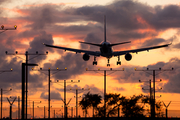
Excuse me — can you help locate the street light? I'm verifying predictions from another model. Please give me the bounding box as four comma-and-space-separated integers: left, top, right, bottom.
0, 25, 17, 34
32, 67, 67, 119
1, 88, 12, 119
32, 101, 41, 119
22, 63, 38, 120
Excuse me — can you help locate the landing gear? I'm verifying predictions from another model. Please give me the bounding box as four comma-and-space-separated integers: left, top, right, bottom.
93, 56, 97, 65
107, 59, 110, 66
117, 56, 121, 65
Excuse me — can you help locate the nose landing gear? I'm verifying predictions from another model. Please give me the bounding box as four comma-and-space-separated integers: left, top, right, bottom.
107, 59, 110, 66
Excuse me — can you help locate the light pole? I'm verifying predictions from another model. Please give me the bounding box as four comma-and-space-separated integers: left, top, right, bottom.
1, 87, 12, 119
135, 67, 173, 117
32, 101, 41, 119
70, 88, 90, 118
56, 80, 80, 118
32, 67, 67, 119
163, 101, 171, 118
22, 63, 38, 120
86, 68, 124, 117
7, 96, 16, 120
6, 51, 47, 119
0, 25, 17, 34
0, 68, 13, 119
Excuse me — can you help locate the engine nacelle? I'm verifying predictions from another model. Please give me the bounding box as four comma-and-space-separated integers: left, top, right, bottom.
83, 54, 90, 61
125, 53, 132, 61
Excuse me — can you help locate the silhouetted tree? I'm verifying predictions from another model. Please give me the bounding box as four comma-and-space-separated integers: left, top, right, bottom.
96, 93, 122, 117
141, 96, 164, 117
80, 93, 164, 118
79, 92, 102, 117
121, 95, 145, 117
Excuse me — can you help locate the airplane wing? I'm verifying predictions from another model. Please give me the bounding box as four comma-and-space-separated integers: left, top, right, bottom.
43, 43, 101, 56
113, 43, 171, 56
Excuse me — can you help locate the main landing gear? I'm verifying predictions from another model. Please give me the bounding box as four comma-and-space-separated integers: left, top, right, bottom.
93, 56, 97, 65
117, 56, 121, 65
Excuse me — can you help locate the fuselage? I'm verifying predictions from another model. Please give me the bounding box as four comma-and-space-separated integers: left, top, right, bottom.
100, 42, 113, 58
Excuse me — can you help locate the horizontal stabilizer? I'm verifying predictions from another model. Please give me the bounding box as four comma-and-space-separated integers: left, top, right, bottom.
79, 41, 101, 47
110, 41, 131, 46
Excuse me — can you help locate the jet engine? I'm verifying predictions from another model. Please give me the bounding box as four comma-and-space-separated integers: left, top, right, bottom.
83, 53, 90, 61
125, 53, 132, 61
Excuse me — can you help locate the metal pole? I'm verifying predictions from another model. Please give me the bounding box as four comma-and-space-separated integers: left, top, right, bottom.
18, 96, 20, 119
76, 89, 78, 118
71, 107, 73, 118
33, 101, 34, 119
64, 80, 67, 118
10, 105, 12, 120
54, 109, 55, 118
104, 70, 106, 117
25, 53, 28, 120
153, 70, 155, 117
150, 80, 153, 117
44, 106, 45, 119
22, 63, 25, 120
1, 88, 2, 119
48, 69, 50, 119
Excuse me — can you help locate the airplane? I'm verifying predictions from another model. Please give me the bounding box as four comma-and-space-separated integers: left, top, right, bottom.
43, 16, 171, 66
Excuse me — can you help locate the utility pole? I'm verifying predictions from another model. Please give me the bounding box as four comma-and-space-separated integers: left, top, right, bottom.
1, 88, 12, 119
71, 107, 73, 118
6, 51, 47, 119
32, 67, 67, 119
135, 67, 173, 117
54, 109, 55, 118
32, 101, 41, 119
22, 63, 38, 120
0, 69, 13, 119
70, 88, 90, 118
139, 79, 153, 116
56, 80, 80, 118
7, 97, 16, 120
86, 68, 124, 117
0, 25, 17, 34
18, 96, 20, 119
44, 106, 45, 119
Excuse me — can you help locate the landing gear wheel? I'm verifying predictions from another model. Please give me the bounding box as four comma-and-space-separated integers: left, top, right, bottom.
93, 61, 97, 65
117, 61, 121, 65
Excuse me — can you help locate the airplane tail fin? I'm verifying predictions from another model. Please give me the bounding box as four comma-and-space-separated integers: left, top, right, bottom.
104, 15, 106, 42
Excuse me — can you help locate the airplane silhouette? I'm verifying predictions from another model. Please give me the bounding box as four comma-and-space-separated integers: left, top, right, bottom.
44, 16, 171, 66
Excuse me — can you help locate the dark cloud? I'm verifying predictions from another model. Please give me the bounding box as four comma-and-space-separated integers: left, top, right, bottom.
151, 5, 180, 29
27, 31, 54, 63
141, 38, 166, 47
40, 91, 62, 100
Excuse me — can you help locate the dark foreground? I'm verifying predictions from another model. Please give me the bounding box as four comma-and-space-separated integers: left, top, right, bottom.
10, 117, 180, 120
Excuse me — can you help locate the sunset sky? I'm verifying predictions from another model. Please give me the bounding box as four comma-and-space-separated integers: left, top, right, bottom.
0, 0, 180, 118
